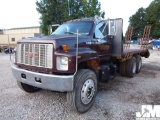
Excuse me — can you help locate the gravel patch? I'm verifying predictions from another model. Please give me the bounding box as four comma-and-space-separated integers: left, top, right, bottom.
0, 48, 160, 120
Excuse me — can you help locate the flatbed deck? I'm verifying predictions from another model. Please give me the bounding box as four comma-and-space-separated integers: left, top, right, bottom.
123, 49, 147, 54
121, 48, 149, 58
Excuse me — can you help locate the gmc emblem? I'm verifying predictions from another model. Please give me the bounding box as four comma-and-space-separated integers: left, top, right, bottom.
25, 52, 38, 58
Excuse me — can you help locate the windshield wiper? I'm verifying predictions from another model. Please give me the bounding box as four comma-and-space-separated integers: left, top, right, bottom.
65, 32, 76, 35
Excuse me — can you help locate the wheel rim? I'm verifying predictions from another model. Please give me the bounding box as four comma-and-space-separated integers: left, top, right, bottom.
132, 61, 136, 74
81, 79, 95, 105
138, 59, 142, 70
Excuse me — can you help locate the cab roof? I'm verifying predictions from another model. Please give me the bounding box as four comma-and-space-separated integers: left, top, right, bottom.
65, 17, 103, 24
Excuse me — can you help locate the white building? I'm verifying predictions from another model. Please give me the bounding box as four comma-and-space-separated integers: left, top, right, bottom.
0, 26, 42, 50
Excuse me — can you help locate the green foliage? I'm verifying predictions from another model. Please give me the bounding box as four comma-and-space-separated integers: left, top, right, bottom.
129, 0, 160, 39
129, 8, 147, 39
146, 0, 160, 38
36, 0, 105, 35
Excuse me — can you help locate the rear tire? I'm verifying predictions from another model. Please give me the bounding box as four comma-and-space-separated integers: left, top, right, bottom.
136, 55, 142, 73
17, 81, 41, 93
67, 69, 97, 113
126, 57, 136, 78
119, 61, 127, 76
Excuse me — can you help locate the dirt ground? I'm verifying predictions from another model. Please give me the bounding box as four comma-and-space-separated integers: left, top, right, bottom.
0, 47, 160, 120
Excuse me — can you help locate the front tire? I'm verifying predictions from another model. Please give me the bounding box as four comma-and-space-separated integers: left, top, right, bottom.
67, 69, 97, 113
17, 81, 41, 93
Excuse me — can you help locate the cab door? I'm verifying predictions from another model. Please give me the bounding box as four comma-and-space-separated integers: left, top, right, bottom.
91, 21, 111, 61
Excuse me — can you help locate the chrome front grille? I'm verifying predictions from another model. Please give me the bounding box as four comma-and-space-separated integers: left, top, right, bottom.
16, 43, 53, 68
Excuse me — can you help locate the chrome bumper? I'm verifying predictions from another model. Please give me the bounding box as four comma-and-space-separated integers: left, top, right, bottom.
11, 65, 74, 92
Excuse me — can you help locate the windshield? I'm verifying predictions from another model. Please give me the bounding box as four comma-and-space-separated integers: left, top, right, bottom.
51, 21, 93, 35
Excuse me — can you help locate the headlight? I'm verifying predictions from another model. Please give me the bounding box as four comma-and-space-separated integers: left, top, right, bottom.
56, 56, 68, 71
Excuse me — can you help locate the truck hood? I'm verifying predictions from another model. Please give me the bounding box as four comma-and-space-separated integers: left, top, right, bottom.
17, 35, 91, 50
18, 35, 90, 41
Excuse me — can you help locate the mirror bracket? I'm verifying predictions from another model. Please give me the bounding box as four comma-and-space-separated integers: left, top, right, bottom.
108, 19, 116, 36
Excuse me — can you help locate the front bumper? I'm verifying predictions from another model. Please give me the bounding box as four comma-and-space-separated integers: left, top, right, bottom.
11, 65, 74, 92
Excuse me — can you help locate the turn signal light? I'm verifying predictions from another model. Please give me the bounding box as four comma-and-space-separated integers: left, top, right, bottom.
62, 45, 69, 51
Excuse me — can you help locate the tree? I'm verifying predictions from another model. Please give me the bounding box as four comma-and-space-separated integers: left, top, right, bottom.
146, 0, 160, 38
36, 0, 105, 35
129, 0, 160, 39
129, 7, 147, 39
36, 0, 68, 35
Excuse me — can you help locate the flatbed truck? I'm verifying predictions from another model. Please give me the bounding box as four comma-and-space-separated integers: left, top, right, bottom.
12, 17, 150, 113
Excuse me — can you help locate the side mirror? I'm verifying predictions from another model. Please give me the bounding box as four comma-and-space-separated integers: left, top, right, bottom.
108, 19, 116, 36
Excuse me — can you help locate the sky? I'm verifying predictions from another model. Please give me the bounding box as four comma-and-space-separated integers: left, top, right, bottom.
99, 0, 153, 32
0, 0, 39, 29
0, 0, 153, 32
